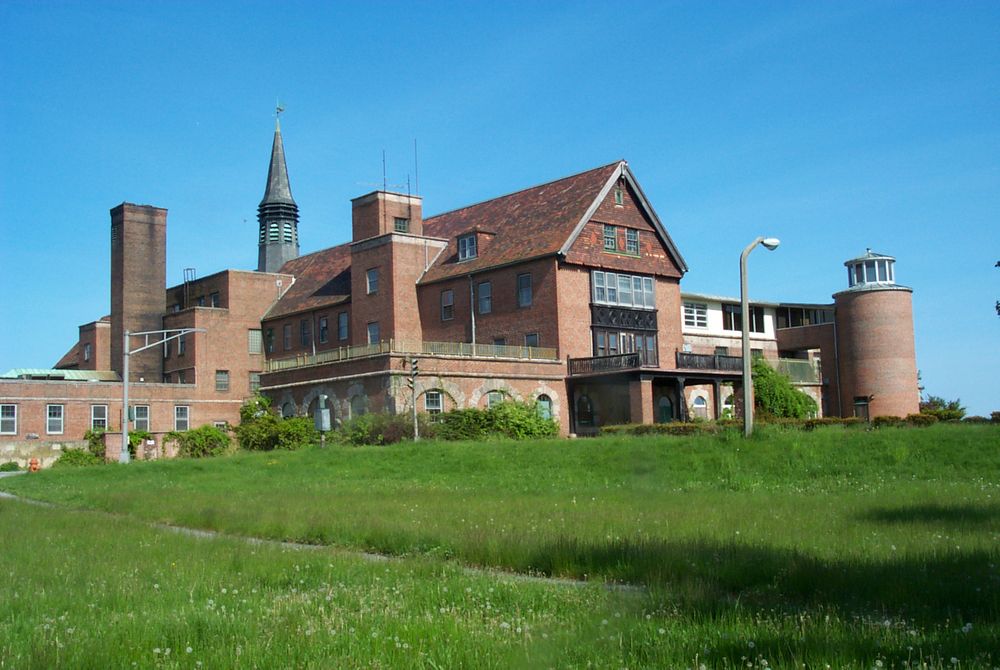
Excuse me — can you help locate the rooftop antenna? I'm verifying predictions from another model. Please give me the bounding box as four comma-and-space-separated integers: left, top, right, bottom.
275, 99, 284, 125
382, 149, 387, 191
413, 139, 419, 195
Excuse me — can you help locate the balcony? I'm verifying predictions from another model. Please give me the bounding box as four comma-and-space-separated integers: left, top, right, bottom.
676, 351, 743, 372
266, 339, 559, 373
567, 350, 662, 376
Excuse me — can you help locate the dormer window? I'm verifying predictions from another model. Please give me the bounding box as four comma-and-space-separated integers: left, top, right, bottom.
458, 234, 477, 261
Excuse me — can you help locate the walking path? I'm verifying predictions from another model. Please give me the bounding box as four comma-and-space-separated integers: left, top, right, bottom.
0, 489, 639, 592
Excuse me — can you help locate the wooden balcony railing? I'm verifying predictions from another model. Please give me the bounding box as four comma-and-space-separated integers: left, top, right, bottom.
676, 351, 744, 371
568, 352, 642, 376
266, 339, 559, 373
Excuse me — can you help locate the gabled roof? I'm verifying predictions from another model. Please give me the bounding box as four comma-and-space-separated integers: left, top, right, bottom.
265, 243, 352, 319
419, 160, 686, 282
53, 342, 80, 369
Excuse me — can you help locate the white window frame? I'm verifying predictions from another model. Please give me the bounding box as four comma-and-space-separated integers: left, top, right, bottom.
215, 370, 230, 392
592, 271, 655, 310
603, 224, 617, 251
684, 302, 708, 328
248, 329, 263, 354
394, 217, 409, 233
625, 228, 639, 255
91, 404, 108, 430
486, 390, 504, 408
424, 391, 443, 414
133, 405, 150, 432
46, 404, 64, 435
0, 404, 15, 435
366, 268, 379, 294
367, 321, 380, 345
318, 317, 328, 343
458, 234, 477, 261
174, 405, 190, 431
83, 343, 92, 362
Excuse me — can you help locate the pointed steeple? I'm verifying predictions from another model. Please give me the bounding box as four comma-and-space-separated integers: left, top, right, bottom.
257, 117, 300, 273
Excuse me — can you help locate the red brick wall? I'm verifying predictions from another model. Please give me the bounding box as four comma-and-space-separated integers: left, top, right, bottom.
834, 289, 919, 418
110, 203, 166, 382
775, 322, 840, 417
352, 192, 423, 241
77, 320, 111, 371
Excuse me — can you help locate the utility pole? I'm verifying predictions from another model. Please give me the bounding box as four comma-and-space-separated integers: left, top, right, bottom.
407, 357, 420, 441
120, 328, 205, 463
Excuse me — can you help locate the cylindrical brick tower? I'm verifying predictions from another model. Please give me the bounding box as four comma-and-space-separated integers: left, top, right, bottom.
833, 249, 919, 419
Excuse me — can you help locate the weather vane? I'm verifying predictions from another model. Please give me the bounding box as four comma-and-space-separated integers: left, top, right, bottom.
276, 99, 285, 120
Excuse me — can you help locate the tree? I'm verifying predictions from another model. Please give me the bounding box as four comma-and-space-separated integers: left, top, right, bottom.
919, 396, 966, 422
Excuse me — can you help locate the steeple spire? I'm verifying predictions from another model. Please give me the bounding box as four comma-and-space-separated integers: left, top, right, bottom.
257, 112, 300, 273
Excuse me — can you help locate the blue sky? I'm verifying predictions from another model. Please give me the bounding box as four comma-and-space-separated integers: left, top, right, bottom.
1, 1, 997, 415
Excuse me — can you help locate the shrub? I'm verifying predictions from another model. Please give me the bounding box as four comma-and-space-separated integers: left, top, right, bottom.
274, 418, 319, 450
992, 411, 1000, 424
165, 425, 231, 458
906, 413, 938, 427
485, 401, 558, 440
752, 358, 818, 419
83, 428, 106, 459
435, 408, 492, 441
962, 415, 991, 424
919, 396, 966, 422
234, 396, 318, 451
0, 461, 20, 472
871, 415, 904, 428
54, 448, 103, 467
599, 422, 719, 437
337, 413, 437, 446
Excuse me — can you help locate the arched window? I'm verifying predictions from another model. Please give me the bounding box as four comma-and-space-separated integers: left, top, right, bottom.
657, 396, 673, 423
350, 395, 368, 418
576, 394, 594, 427
692, 396, 708, 418
486, 390, 505, 408
281, 402, 295, 418
536, 394, 553, 420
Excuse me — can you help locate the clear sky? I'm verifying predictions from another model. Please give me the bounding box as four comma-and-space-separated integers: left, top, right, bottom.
1, 1, 997, 415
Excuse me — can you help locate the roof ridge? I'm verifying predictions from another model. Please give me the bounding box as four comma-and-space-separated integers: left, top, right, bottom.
424, 160, 623, 223
284, 240, 352, 264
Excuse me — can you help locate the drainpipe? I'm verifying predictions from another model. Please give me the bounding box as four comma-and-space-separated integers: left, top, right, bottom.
469, 275, 477, 356
832, 315, 843, 417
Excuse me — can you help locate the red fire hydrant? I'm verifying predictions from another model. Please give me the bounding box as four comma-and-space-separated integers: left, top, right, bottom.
29, 458, 40, 473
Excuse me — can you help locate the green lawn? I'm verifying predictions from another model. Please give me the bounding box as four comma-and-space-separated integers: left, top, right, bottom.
2, 423, 998, 667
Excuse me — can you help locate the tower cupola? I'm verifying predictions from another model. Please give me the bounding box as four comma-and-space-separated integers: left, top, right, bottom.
843, 248, 900, 290
257, 118, 300, 273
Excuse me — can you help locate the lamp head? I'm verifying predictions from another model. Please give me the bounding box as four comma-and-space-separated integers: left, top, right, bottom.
761, 237, 781, 251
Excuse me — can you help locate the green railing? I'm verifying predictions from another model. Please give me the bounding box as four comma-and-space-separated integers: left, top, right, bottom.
266, 339, 559, 372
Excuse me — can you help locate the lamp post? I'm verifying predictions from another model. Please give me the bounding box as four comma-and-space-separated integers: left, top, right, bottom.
740, 236, 780, 437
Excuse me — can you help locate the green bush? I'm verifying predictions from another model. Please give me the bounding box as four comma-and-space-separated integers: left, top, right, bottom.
919, 396, 966, 422
962, 415, 991, 424
871, 415, 904, 428
601, 422, 720, 437
54, 448, 103, 467
337, 413, 438, 446
752, 358, 818, 419
165, 425, 231, 458
992, 411, 1000, 424
435, 408, 492, 441
906, 413, 938, 427
0, 462, 20, 472
234, 396, 318, 451
803, 416, 865, 430
83, 428, 106, 459
485, 401, 558, 440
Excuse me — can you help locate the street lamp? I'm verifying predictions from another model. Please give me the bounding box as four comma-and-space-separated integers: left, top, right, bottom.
740, 236, 780, 437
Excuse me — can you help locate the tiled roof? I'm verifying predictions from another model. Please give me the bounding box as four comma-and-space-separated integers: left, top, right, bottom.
420, 161, 623, 283
266, 243, 352, 319
53, 343, 80, 369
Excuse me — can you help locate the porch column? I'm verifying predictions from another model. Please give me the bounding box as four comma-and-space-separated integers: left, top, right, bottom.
712, 379, 722, 419
628, 376, 654, 425
675, 376, 688, 422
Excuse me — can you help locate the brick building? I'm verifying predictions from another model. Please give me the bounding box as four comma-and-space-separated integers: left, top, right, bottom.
1, 123, 920, 464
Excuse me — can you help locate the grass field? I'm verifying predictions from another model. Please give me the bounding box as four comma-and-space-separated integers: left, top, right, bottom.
2, 423, 998, 667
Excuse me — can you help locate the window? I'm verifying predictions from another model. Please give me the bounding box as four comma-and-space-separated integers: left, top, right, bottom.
178, 333, 186, 356
722, 304, 765, 333
614, 186, 624, 205
657, 396, 673, 423
366, 268, 379, 294
477, 281, 492, 314
133, 405, 150, 432
714, 346, 729, 356
536, 394, 553, 420
209, 291, 220, 307
576, 394, 594, 427
440, 289, 454, 321
595, 331, 606, 356
265, 328, 274, 353
337, 312, 348, 341
524, 333, 539, 348
91, 405, 108, 430
626, 229, 639, 255
692, 396, 708, 419
46, 404, 64, 434
367, 322, 380, 345
394, 217, 410, 233
318, 317, 329, 343
424, 391, 442, 414
517, 273, 532, 307
493, 337, 507, 346
174, 406, 190, 431
458, 234, 477, 261
486, 391, 504, 408
603, 224, 617, 251
0, 404, 16, 434
83, 343, 92, 362
215, 370, 230, 392
213, 421, 228, 430
592, 271, 655, 309
300, 319, 311, 347
178, 370, 187, 384
196, 295, 205, 307
350, 395, 367, 418
281, 403, 295, 418
248, 329, 263, 354
283, 324, 292, 350
249, 372, 261, 393
684, 302, 708, 328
